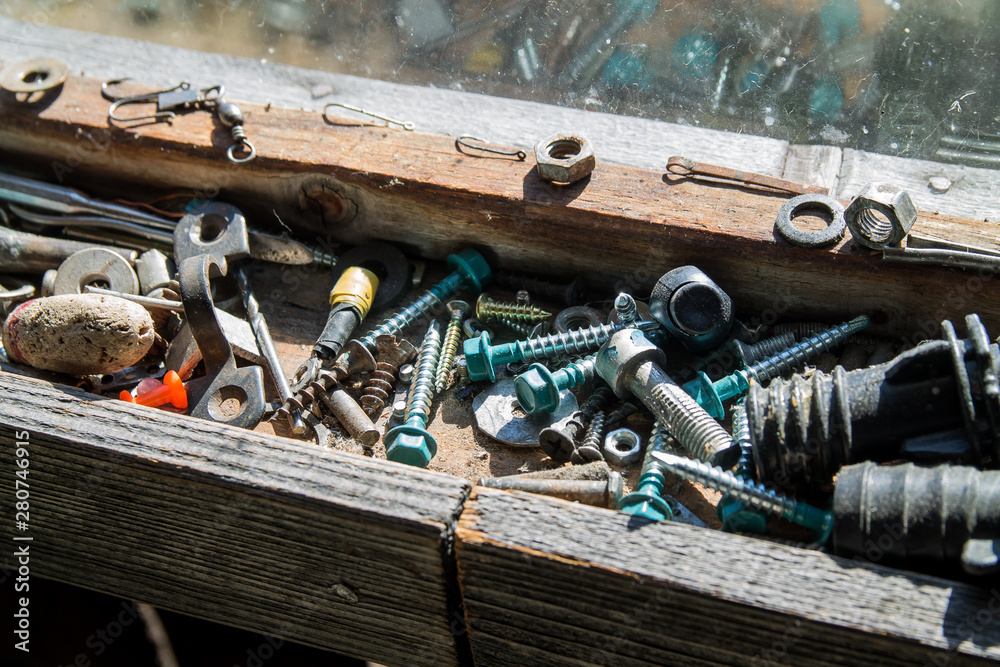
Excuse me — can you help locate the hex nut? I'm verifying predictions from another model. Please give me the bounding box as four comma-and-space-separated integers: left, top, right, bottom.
844, 181, 917, 249
604, 428, 642, 466
534, 132, 596, 184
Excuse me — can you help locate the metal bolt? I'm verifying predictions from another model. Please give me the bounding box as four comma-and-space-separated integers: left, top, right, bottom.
398, 364, 415, 384
596, 328, 739, 468
477, 473, 624, 509
476, 293, 552, 323
617, 421, 675, 521
614, 293, 638, 327
384, 319, 444, 467
651, 451, 834, 541
515, 355, 596, 414
318, 385, 380, 446
730, 332, 796, 367
464, 319, 662, 382
682, 316, 870, 419
434, 300, 470, 393
391, 399, 407, 420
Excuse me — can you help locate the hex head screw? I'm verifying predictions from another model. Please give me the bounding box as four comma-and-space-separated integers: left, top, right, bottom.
385, 319, 444, 467
617, 421, 675, 521
682, 316, 871, 419
515, 354, 596, 414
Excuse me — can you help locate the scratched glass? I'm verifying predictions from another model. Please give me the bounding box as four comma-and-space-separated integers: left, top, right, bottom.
2, 0, 997, 168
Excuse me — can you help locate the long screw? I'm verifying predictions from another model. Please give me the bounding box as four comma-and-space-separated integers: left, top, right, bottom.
595, 328, 739, 468
464, 319, 662, 382
617, 421, 674, 521
683, 316, 870, 419
651, 451, 834, 541
384, 319, 444, 467
730, 332, 796, 367
515, 355, 595, 414
234, 265, 303, 430
434, 300, 470, 393
476, 293, 551, 323
716, 401, 767, 534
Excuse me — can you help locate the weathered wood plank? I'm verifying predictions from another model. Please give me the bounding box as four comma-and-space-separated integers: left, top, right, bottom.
0, 372, 471, 667
783, 144, 843, 192
457, 488, 1000, 666
0, 17, 789, 177
836, 148, 1000, 223
1, 73, 998, 341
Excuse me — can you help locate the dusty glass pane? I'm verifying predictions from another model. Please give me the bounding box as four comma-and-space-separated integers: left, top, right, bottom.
4, 0, 998, 168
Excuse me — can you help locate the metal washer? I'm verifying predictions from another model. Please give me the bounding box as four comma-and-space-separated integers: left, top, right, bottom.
52, 248, 139, 296
775, 193, 847, 249
0, 58, 69, 94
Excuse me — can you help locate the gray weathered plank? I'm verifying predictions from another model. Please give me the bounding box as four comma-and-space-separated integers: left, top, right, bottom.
783, 144, 843, 192
0, 17, 787, 176
0, 372, 471, 667
457, 488, 1000, 666
836, 148, 1000, 223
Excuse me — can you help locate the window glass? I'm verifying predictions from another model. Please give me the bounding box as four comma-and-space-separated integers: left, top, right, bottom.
4, 0, 998, 168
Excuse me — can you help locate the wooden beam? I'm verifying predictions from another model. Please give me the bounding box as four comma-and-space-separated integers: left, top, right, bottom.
0, 373, 471, 667
457, 488, 1000, 666
1, 73, 998, 340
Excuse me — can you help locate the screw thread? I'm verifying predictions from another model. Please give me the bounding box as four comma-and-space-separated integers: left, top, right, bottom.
518, 322, 621, 362
362, 290, 444, 352
749, 316, 870, 383
731, 401, 755, 480
553, 355, 597, 390
435, 311, 465, 393
856, 208, 894, 245
478, 295, 551, 322
499, 317, 533, 336
579, 410, 607, 454
648, 381, 734, 464
404, 320, 443, 427
614, 293, 638, 326
734, 332, 796, 366
653, 451, 834, 535
641, 421, 672, 480
312, 246, 336, 268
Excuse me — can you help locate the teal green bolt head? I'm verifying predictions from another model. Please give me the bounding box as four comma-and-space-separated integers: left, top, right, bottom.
514, 363, 560, 414
446, 248, 492, 294
717, 498, 767, 534
618, 490, 673, 522
384, 424, 439, 468
463, 331, 497, 382
682, 371, 724, 419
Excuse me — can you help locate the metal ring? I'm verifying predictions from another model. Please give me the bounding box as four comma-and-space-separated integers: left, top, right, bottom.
774, 194, 847, 248
0, 57, 69, 94
51, 248, 139, 296
227, 140, 257, 164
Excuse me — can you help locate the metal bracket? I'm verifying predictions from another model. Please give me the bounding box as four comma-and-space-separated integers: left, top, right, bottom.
175, 203, 265, 429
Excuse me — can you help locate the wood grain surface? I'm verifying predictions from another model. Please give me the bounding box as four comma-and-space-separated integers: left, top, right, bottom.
0, 372, 471, 667
457, 488, 1000, 666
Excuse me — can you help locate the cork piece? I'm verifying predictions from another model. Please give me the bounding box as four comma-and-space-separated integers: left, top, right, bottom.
2, 294, 155, 375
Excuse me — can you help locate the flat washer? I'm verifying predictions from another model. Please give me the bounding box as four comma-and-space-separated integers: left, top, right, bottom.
52, 248, 139, 296
332, 242, 409, 312
0, 58, 69, 94
775, 193, 847, 248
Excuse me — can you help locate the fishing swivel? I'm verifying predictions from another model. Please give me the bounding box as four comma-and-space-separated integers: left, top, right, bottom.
101, 79, 256, 164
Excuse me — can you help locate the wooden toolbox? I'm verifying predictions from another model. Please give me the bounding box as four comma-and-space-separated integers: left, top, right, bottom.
2, 18, 1000, 667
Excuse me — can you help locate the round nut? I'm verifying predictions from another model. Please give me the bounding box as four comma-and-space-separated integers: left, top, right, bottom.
603, 428, 642, 466
534, 132, 596, 184
844, 181, 917, 249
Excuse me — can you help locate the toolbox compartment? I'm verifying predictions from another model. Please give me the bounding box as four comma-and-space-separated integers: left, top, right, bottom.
2, 18, 1000, 667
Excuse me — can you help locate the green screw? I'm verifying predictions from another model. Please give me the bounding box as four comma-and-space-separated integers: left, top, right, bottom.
515, 355, 596, 414
464, 319, 662, 382
651, 450, 834, 542
617, 421, 674, 521
385, 319, 443, 468
683, 316, 870, 418
716, 401, 766, 534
